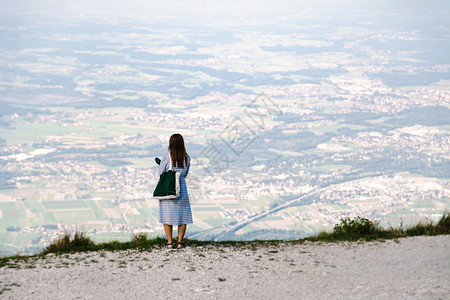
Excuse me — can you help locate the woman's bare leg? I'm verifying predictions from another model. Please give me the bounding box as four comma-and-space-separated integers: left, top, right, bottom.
177, 224, 187, 248
163, 224, 173, 247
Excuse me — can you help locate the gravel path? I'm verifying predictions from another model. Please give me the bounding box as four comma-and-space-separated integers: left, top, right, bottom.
1, 235, 449, 299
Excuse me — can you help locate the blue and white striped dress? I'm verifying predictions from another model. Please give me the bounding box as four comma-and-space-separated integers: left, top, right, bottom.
158, 152, 193, 225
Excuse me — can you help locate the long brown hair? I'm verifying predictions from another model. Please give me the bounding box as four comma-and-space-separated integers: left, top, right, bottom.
168, 133, 188, 168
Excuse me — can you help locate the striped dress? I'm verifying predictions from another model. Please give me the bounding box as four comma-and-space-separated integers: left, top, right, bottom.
158, 152, 193, 225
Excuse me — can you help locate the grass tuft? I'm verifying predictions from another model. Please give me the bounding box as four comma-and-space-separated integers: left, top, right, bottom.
437, 212, 450, 230
333, 216, 380, 236
406, 212, 450, 236
43, 230, 94, 254
130, 232, 149, 248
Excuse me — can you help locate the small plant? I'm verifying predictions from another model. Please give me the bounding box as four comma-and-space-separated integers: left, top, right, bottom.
43, 230, 94, 254
437, 212, 450, 231
333, 216, 380, 236
218, 277, 226, 282
131, 232, 148, 247
406, 212, 450, 236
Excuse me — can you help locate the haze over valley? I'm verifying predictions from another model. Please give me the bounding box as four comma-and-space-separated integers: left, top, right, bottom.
0, 0, 449, 255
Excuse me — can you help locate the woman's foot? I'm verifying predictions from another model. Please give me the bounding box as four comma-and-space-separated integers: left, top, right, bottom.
176, 242, 185, 249
165, 243, 174, 249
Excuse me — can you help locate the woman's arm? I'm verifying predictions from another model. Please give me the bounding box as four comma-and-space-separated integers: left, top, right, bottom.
184, 155, 190, 177
158, 153, 169, 176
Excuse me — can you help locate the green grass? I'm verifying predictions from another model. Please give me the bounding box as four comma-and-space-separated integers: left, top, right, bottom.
308, 212, 449, 242
44, 231, 95, 254
42, 200, 88, 210
0, 213, 448, 268
0, 121, 81, 146
53, 210, 96, 223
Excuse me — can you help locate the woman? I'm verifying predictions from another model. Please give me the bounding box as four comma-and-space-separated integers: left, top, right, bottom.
158, 133, 193, 249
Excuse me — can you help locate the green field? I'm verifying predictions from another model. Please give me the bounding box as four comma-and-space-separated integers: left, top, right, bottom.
42, 200, 88, 210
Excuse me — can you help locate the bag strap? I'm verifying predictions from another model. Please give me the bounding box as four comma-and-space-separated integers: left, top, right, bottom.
168, 152, 173, 171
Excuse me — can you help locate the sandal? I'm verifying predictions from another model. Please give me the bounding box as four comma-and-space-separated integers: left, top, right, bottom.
176, 242, 185, 249
165, 243, 174, 249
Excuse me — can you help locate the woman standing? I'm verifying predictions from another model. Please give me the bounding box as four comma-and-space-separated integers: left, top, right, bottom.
158, 133, 193, 249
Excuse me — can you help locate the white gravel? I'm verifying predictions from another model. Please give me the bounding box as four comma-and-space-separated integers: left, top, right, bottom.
1, 235, 449, 299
